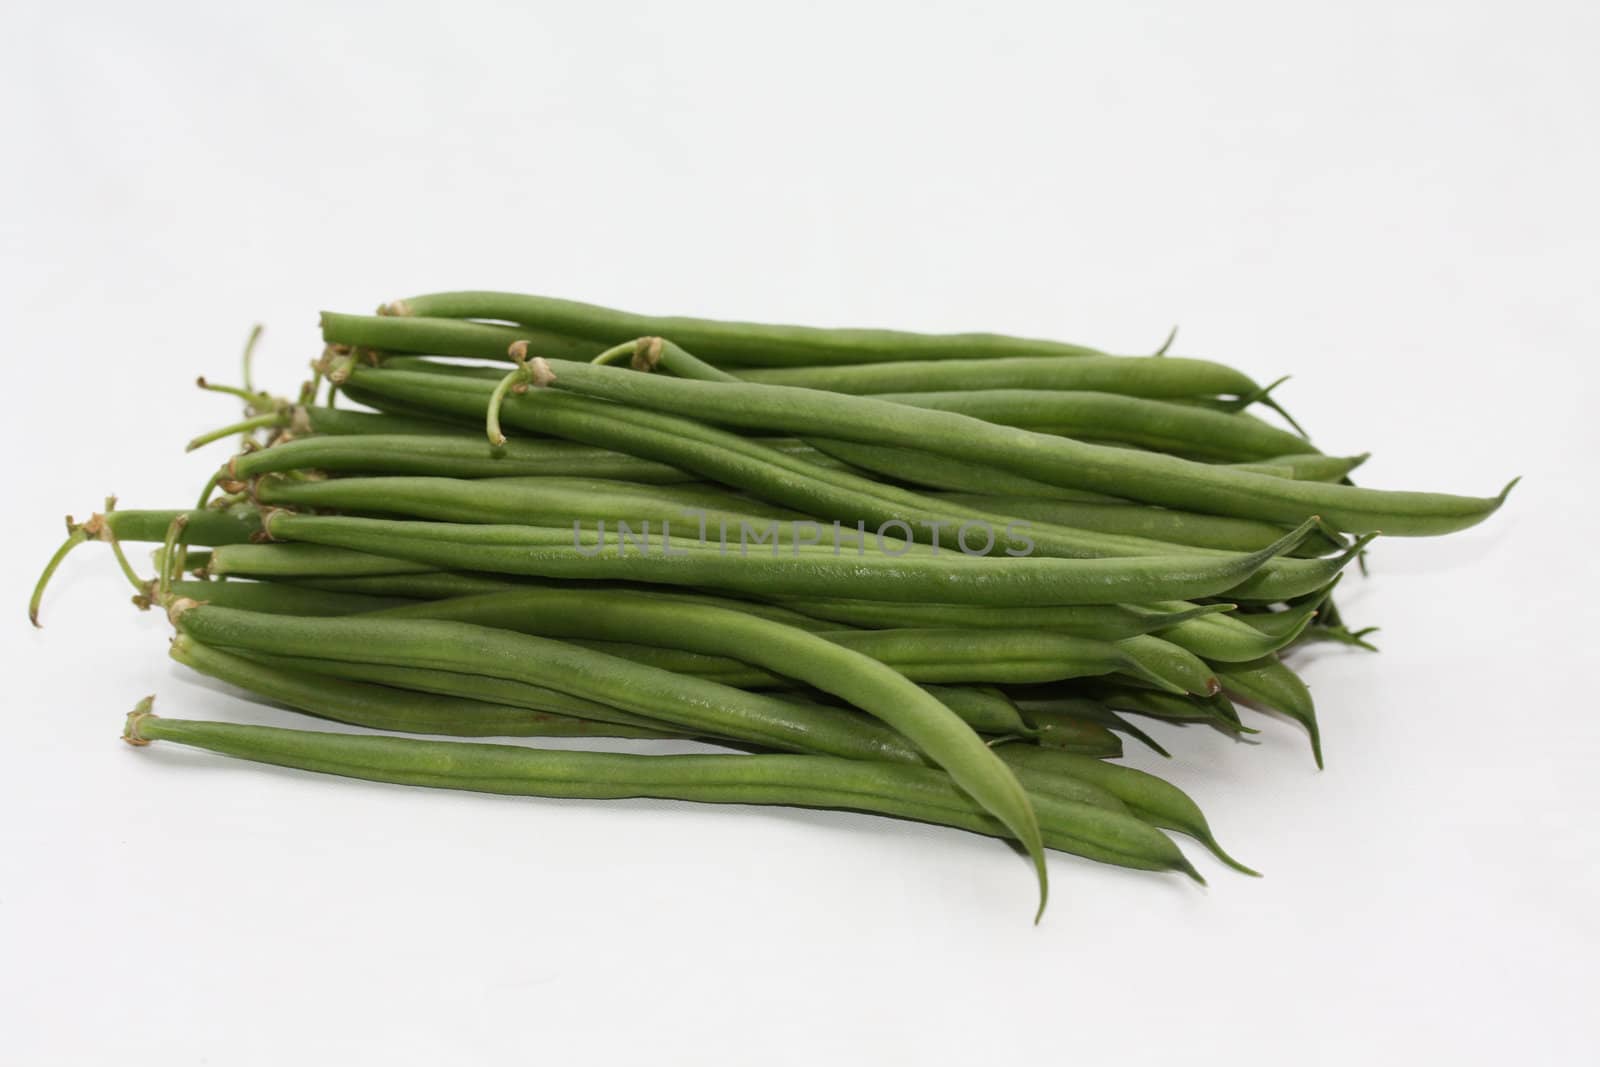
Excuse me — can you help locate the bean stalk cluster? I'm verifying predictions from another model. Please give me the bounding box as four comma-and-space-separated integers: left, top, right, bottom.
34, 291, 1513, 919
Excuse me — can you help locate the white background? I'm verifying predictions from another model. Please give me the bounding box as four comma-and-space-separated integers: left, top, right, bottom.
3, 2, 1596, 1063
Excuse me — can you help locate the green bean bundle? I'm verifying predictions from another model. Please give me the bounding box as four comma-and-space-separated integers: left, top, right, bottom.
30, 288, 1514, 920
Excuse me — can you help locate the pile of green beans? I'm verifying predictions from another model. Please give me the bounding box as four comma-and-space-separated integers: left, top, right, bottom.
33, 289, 1514, 919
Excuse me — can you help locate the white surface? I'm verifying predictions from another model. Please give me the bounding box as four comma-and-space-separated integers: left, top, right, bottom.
3, 2, 1597, 1063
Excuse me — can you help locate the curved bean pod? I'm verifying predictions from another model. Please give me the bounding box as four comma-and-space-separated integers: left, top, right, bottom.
171, 603, 1050, 910
175, 605, 921, 761
989, 744, 1256, 875
1013, 697, 1171, 757
1217, 655, 1323, 768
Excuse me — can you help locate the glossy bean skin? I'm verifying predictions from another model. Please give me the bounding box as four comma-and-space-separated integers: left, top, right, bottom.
736, 356, 1262, 401
525, 357, 1512, 536
345, 368, 1347, 599
368, 293, 1110, 366
172, 602, 1051, 906
873, 389, 1313, 460
172, 636, 672, 739
261, 511, 1299, 606
124, 709, 1198, 885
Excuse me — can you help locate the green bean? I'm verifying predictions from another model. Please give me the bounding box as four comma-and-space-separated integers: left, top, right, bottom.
206, 543, 441, 579
280, 571, 523, 599
1084, 685, 1254, 737
1217, 655, 1323, 768
1154, 606, 1316, 663
171, 636, 672, 739
123, 704, 1200, 888
756, 685, 1036, 743
297, 405, 465, 436
1230, 453, 1370, 482
565, 629, 1182, 693
917, 685, 1034, 737
872, 389, 1314, 460
253, 475, 812, 540
346, 367, 1352, 599
166, 579, 413, 616
1014, 697, 1170, 757
169, 602, 1050, 910
999, 713, 1123, 758
521, 357, 1513, 536
1230, 578, 1342, 647
225, 647, 690, 735
363, 587, 1160, 692
320, 311, 604, 363
370, 293, 1110, 366
987, 744, 1256, 875
801, 437, 1124, 501
736, 356, 1262, 401
261, 511, 1310, 606
929, 493, 1346, 557
30, 506, 260, 625
228, 433, 696, 483
1115, 635, 1221, 697
771, 596, 1231, 638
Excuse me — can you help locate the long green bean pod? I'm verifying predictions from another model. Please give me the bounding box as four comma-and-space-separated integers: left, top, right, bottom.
123, 703, 1201, 891
364, 293, 1110, 366
260, 511, 1311, 606
522, 356, 1514, 535
172, 636, 673, 739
